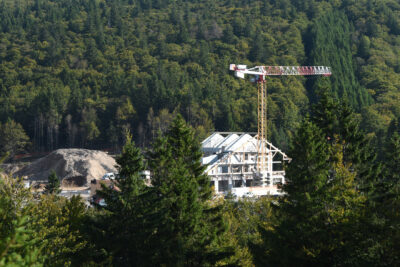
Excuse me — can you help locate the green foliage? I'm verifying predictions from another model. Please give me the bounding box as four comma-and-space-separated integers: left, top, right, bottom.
310, 92, 380, 191
92, 116, 231, 266
0, 176, 45, 266
254, 119, 369, 266
218, 197, 275, 266
146, 115, 230, 265
308, 10, 371, 110
44, 170, 61, 195
366, 120, 400, 266
0, 175, 89, 266
0, 216, 43, 267
27, 195, 88, 267
1, 0, 400, 265
0, 119, 30, 159
91, 132, 148, 266
4, 0, 399, 151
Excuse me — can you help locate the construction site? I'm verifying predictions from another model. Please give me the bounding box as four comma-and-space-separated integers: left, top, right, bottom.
3, 64, 332, 200
202, 64, 332, 197
201, 132, 290, 196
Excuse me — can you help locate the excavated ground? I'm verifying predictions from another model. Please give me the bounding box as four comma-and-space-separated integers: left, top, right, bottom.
13, 149, 117, 188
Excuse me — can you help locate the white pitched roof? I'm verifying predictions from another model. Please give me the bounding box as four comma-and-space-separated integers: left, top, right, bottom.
215, 134, 239, 151
225, 134, 253, 152
201, 132, 224, 147
202, 155, 218, 165
201, 133, 225, 154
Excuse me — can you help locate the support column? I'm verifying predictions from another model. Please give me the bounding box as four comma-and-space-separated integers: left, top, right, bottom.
214, 179, 219, 193
267, 151, 273, 172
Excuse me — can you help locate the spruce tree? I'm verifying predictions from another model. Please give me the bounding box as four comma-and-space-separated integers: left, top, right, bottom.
310, 91, 380, 192
254, 120, 367, 266
44, 170, 61, 195
370, 124, 400, 266
259, 120, 331, 266
93, 133, 149, 266
147, 115, 229, 266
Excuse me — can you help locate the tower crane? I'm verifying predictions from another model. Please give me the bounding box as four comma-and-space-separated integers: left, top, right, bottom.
229, 64, 332, 185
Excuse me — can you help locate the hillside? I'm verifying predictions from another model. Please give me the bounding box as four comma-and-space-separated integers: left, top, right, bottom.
0, 0, 399, 154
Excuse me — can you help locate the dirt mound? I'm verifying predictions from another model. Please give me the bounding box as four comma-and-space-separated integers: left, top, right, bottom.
15, 149, 117, 187
0, 163, 26, 174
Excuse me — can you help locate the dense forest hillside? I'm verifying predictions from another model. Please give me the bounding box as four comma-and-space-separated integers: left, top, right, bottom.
0, 0, 400, 155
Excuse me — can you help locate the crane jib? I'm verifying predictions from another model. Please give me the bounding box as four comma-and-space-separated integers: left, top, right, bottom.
263, 66, 332, 76
230, 64, 332, 78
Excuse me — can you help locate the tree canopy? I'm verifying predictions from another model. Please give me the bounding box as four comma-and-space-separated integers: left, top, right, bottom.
0, 0, 399, 153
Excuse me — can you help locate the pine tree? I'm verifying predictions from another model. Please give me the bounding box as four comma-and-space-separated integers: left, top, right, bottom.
369, 124, 400, 266
146, 115, 229, 266
93, 133, 149, 266
254, 120, 367, 266
44, 170, 61, 195
310, 91, 380, 192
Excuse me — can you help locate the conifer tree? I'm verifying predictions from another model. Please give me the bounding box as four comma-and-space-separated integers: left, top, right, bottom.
254, 120, 367, 266
147, 115, 229, 266
253, 120, 330, 265
310, 91, 380, 191
44, 170, 61, 195
93, 133, 149, 266
370, 123, 400, 266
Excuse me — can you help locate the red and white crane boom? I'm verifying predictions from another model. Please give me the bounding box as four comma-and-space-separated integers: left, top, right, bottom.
229, 64, 332, 79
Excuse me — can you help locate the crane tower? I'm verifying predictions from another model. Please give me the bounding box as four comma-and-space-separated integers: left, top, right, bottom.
229, 64, 332, 185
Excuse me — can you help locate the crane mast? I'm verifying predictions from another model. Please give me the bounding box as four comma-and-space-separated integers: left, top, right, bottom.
230, 64, 332, 185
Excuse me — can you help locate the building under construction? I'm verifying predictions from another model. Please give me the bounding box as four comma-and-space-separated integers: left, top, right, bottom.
201, 132, 291, 196
201, 64, 330, 197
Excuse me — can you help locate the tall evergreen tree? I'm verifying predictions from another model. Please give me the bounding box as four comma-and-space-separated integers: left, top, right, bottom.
44, 170, 61, 195
369, 122, 400, 266
254, 119, 367, 266
146, 115, 230, 266
254, 120, 330, 266
310, 91, 380, 191
93, 133, 149, 266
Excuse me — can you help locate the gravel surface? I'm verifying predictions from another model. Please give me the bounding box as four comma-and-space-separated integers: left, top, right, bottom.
15, 149, 117, 188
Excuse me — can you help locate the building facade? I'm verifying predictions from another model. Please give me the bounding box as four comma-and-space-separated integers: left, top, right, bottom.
201, 132, 290, 196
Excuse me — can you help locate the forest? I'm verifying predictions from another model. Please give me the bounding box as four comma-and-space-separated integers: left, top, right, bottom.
0, 0, 400, 157
2, 109, 400, 266
1, 0, 400, 265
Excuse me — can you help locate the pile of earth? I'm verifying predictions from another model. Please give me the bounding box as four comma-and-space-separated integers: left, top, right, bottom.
15, 149, 117, 187
0, 163, 26, 175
